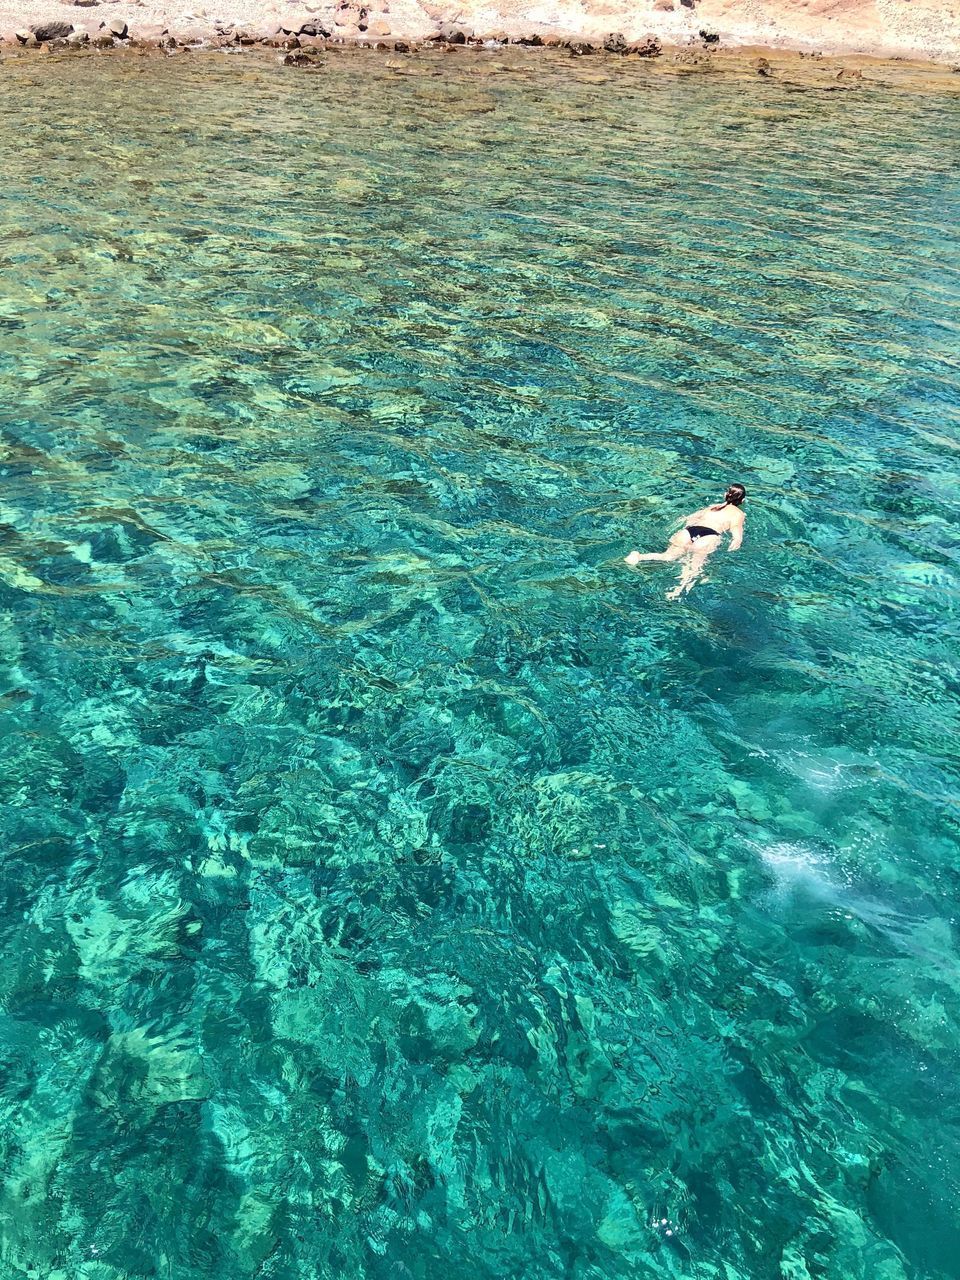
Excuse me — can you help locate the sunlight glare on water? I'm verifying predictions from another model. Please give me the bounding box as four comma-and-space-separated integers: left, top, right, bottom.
0, 50, 958, 1280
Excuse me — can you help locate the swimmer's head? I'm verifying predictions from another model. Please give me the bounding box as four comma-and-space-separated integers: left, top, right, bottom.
725, 483, 746, 505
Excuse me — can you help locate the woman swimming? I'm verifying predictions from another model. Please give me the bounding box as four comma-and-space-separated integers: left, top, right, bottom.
624, 483, 746, 600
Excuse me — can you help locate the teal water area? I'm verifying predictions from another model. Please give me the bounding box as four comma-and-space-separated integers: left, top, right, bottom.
0, 49, 959, 1280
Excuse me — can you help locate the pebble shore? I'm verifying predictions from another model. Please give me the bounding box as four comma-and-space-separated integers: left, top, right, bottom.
0, 15, 671, 52
0, 0, 959, 92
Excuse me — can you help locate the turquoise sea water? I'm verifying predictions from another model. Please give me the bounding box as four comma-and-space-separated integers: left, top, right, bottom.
0, 49, 959, 1280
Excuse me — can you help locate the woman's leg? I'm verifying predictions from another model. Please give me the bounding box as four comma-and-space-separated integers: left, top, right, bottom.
666, 548, 713, 600
625, 533, 689, 566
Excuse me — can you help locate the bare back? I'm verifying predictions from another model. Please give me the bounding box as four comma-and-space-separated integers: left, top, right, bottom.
683, 502, 744, 536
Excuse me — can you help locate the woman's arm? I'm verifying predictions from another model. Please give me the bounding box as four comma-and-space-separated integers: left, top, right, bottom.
728, 512, 744, 551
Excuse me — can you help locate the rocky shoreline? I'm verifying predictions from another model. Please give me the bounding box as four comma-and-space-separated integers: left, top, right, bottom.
0, 19, 685, 54
0, 0, 959, 84
2, 17, 640, 49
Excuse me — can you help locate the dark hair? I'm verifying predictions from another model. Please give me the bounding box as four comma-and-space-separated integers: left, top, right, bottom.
725, 483, 746, 506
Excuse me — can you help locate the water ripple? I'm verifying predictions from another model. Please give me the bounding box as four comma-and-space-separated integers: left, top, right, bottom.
0, 50, 958, 1280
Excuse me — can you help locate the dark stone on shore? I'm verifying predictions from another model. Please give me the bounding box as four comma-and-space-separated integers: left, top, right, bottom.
71, 0, 100, 7
680, 0, 696, 8
107, 18, 128, 38
32, 20, 73, 40
436, 24, 468, 43
516, 32, 543, 45
298, 21, 329, 36
603, 31, 627, 53
392, 39, 409, 51
568, 40, 595, 56
633, 35, 662, 57
700, 29, 719, 43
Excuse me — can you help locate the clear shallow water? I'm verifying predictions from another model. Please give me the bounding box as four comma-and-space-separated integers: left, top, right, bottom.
0, 49, 959, 1280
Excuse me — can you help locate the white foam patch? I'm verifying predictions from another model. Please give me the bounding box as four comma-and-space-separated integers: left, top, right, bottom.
757, 842, 931, 961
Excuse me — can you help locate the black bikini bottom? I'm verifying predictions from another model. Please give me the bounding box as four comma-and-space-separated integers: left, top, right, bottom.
686, 525, 719, 541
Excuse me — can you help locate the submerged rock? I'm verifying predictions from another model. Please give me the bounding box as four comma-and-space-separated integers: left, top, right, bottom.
753, 56, 772, 75
283, 45, 324, 65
